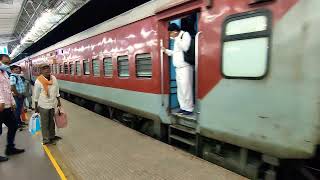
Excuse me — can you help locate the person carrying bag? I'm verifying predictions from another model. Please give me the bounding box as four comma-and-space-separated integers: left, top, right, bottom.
33, 64, 62, 145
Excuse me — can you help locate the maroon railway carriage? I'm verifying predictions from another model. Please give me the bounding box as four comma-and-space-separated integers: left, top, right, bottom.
17, 0, 320, 179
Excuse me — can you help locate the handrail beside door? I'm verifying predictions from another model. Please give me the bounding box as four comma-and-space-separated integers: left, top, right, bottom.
160, 39, 165, 106
194, 31, 202, 114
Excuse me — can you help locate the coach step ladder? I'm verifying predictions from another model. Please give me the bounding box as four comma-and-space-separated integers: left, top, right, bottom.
168, 121, 199, 155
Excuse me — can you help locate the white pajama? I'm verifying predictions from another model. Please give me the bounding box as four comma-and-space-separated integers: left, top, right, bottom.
176, 66, 194, 112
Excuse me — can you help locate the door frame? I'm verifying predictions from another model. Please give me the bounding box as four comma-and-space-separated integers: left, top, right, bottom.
156, 1, 203, 114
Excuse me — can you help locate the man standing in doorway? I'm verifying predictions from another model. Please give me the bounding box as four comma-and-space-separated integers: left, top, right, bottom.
34, 64, 62, 145
162, 23, 194, 115
0, 54, 25, 162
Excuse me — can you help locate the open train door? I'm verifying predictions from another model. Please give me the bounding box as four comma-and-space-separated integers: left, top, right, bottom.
157, 0, 202, 123
157, 0, 203, 154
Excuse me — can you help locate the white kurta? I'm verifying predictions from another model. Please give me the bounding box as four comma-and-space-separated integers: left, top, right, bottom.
165, 31, 194, 112
33, 75, 60, 109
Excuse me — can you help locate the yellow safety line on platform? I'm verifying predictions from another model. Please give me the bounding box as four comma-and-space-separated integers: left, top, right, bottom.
43, 145, 67, 180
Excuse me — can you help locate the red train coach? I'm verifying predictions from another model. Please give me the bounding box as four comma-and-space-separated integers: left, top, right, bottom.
19, 0, 320, 179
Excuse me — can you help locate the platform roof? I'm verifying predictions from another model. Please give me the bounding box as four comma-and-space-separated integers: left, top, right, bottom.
0, 0, 90, 58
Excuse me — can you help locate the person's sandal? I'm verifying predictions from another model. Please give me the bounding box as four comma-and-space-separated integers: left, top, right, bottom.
52, 136, 62, 142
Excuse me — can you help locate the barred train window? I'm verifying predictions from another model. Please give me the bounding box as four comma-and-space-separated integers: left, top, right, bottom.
136, 53, 152, 78
222, 10, 271, 79
83, 60, 90, 75
59, 64, 63, 74
56, 65, 59, 74
52, 64, 55, 74
64, 62, 68, 74
103, 57, 113, 77
92, 59, 100, 77
76, 61, 81, 76
70, 63, 74, 75
55, 64, 58, 74
117, 56, 129, 77
53, 64, 57, 74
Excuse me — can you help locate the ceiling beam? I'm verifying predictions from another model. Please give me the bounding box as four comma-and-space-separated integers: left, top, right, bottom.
12, 0, 28, 37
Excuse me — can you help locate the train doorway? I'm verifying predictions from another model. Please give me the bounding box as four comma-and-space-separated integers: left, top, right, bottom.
167, 12, 199, 119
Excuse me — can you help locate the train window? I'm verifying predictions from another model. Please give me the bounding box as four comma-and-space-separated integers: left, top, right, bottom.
92, 59, 100, 77
54, 64, 58, 74
58, 64, 63, 74
59, 64, 63, 74
51, 64, 53, 74
117, 56, 129, 77
64, 62, 68, 74
136, 53, 152, 78
103, 57, 113, 77
221, 10, 271, 79
70, 63, 75, 75
83, 60, 90, 75
76, 61, 81, 76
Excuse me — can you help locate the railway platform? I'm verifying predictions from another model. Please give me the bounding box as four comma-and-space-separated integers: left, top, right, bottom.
1, 99, 247, 180
47, 100, 247, 180
0, 128, 59, 180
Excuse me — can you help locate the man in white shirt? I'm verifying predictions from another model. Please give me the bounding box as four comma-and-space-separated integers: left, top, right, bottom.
162, 23, 194, 115
33, 64, 62, 145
